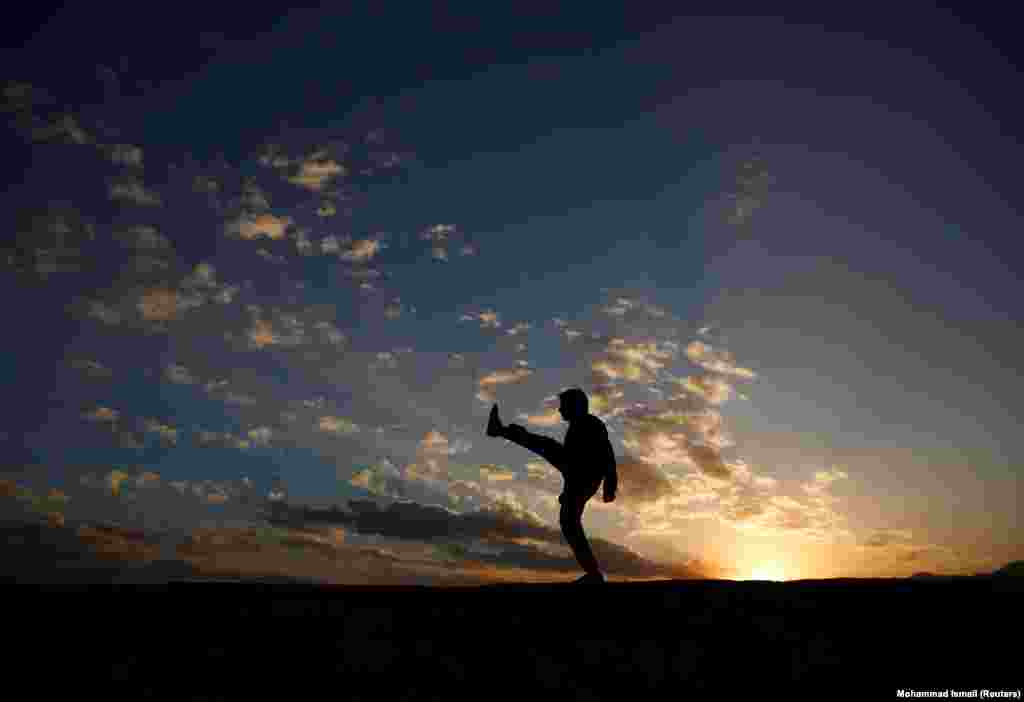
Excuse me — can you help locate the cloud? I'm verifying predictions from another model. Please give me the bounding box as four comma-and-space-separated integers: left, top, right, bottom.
193, 430, 250, 450
519, 406, 562, 427
406, 430, 453, 483
726, 152, 773, 227
226, 212, 293, 240
672, 374, 733, 405
318, 416, 360, 436
108, 177, 162, 206
142, 418, 178, 446
591, 337, 677, 385
193, 175, 219, 194
259, 144, 347, 192
860, 528, 914, 548
339, 238, 384, 262
685, 340, 756, 379
476, 366, 533, 403
288, 155, 346, 191
460, 309, 501, 329
247, 426, 273, 447
82, 406, 118, 423
710, 467, 851, 542
603, 298, 636, 316
613, 455, 677, 506
800, 467, 849, 497
255, 248, 286, 264
237, 305, 347, 353
69, 358, 112, 379
2, 80, 54, 118
276, 498, 706, 579
138, 287, 179, 321
505, 322, 531, 336
101, 143, 143, 167
177, 262, 240, 310
31, 113, 93, 144
6, 202, 98, 278
448, 438, 473, 455
685, 443, 731, 480
416, 224, 477, 260
236, 181, 271, 211
383, 299, 404, 319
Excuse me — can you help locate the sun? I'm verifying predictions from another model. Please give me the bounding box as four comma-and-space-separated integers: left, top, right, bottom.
746, 562, 788, 581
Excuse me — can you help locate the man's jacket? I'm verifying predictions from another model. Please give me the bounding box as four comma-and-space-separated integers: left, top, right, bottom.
562, 414, 617, 497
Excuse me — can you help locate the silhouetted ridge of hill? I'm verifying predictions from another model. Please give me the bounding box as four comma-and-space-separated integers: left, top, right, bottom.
8, 576, 1019, 697
993, 560, 1024, 576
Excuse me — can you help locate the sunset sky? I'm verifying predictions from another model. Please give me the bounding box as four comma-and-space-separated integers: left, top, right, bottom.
2, 5, 1021, 584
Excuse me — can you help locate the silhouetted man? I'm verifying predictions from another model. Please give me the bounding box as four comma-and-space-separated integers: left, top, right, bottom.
486, 388, 617, 584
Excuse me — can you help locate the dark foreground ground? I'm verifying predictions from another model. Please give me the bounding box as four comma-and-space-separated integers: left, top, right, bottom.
8, 575, 1020, 699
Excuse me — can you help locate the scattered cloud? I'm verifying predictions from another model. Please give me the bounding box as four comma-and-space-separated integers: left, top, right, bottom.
672, 374, 733, 405
108, 177, 162, 206
318, 416, 360, 436
226, 212, 293, 240
177, 262, 240, 309
591, 337, 678, 385
5, 202, 98, 278
114, 225, 172, 251
685, 340, 756, 379
289, 154, 346, 191
247, 426, 273, 447
238, 304, 347, 353
259, 144, 347, 192
726, 152, 773, 227
193, 175, 219, 194
69, 358, 112, 379
101, 143, 143, 167
339, 237, 384, 262
31, 113, 93, 145
142, 418, 178, 446
505, 322, 531, 336
460, 309, 501, 329
419, 224, 472, 261
476, 366, 533, 404
383, 299, 404, 319
255, 248, 286, 264
193, 429, 250, 450
82, 406, 118, 423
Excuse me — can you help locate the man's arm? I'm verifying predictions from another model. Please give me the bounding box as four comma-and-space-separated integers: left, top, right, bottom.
602, 431, 617, 502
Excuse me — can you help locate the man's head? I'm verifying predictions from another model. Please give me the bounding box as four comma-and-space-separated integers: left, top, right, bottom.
558, 387, 588, 422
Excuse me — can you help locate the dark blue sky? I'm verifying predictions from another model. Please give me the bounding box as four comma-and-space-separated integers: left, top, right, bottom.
2, 4, 1021, 582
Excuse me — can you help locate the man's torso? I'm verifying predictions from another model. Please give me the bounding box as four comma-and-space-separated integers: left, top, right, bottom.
562, 414, 609, 497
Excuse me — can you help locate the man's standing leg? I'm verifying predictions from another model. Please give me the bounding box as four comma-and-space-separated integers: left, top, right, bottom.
559, 491, 601, 577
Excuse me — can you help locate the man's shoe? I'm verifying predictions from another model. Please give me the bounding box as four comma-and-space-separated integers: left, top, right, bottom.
486, 404, 504, 437
573, 571, 605, 584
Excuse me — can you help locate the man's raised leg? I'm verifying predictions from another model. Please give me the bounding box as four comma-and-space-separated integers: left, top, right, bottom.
488, 405, 568, 473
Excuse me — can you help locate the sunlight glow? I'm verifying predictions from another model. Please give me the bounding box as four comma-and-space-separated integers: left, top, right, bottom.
746, 562, 788, 581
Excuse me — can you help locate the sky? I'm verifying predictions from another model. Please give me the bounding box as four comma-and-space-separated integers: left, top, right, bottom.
2, 4, 1021, 584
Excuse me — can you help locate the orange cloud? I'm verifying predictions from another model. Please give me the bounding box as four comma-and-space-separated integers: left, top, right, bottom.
476, 366, 533, 403
288, 156, 346, 192
339, 238, 383, 262
138, 288, 178, 321
230, 213, 293, 240
685, 340, 756, 379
